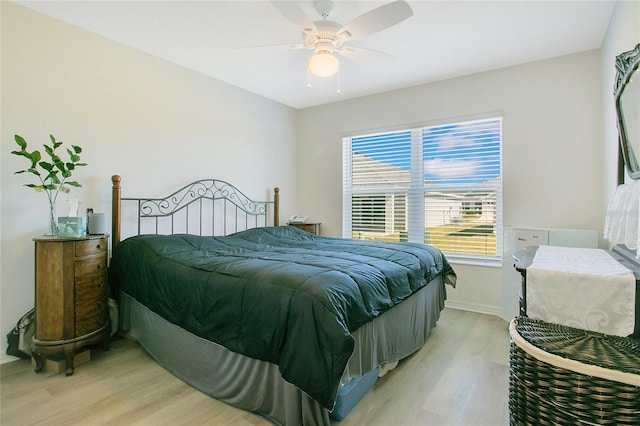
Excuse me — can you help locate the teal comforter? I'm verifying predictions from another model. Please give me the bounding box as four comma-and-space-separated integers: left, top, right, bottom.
109, 226, 456, 409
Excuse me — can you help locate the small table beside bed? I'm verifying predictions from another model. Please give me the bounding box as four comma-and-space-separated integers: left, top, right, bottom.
108, 175, 457, 426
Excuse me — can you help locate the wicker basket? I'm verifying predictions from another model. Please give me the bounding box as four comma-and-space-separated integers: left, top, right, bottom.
509, 317, 640, 425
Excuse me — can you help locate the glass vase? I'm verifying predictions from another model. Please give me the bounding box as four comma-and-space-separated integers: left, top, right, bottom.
47, 202, 58, 236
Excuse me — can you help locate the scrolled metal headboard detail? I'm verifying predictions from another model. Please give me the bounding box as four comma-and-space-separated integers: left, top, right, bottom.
135, 179, 270, 218
111, 175, 280, 248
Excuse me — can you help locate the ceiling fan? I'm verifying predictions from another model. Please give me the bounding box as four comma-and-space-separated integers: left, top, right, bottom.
269, 0, 413, 79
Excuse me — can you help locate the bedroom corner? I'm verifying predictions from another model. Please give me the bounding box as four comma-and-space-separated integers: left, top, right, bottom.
0, 1, 298, 363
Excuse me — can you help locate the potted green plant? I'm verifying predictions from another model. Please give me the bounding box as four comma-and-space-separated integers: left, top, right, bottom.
11, 134, 87, 235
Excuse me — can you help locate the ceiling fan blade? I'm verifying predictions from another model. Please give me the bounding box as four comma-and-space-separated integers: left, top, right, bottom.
234, 43, 306, 52
336, 0, 413, 40
269, 1, 318, 36
336, 45, 398, 61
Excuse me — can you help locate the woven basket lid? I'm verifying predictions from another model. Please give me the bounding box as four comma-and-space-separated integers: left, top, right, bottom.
514, 316, 640, 376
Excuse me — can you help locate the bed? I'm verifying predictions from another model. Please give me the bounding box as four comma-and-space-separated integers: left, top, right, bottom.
108, 175, 457, 425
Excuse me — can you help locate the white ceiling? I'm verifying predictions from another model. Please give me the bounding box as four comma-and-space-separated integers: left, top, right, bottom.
16, 0, 615, 109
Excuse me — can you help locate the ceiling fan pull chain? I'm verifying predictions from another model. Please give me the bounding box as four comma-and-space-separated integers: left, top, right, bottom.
306, 69, 313, 88
336, 68, 341, 94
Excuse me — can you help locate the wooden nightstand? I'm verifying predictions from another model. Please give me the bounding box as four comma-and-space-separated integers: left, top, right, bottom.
288, 222, 321, 235
31, 234, 111, 375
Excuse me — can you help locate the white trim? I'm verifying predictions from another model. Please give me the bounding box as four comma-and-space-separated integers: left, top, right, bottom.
445, 301, 501, 317
447, 256, 502, 268
0, 353, 20, 365
339, 111, 506, 140
342, 136, 353, 238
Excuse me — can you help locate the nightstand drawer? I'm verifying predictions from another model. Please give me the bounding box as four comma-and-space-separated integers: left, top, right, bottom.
75, 274, 106, 299
75, 289, 105, 311
75, 309, 107, 336
76, 238, 107, 257
75, 255, 107, 277
75, 283, 107, 336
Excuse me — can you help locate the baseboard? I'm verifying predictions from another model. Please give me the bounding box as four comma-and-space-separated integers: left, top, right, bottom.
445, 300, 501, 317
0, 353, 20, 365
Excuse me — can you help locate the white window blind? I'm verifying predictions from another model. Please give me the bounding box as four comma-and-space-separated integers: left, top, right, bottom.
343, 117, 503, 263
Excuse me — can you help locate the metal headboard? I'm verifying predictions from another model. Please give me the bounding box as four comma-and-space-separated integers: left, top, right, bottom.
111, 175, 279, 248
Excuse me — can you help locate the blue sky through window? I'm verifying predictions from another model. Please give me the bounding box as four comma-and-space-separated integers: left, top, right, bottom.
352, 130, 412, 170
352, 118, 501, 185
424, 119, 501, 184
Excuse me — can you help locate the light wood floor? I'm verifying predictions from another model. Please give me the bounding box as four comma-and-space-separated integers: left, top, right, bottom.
1, 308, 511, 426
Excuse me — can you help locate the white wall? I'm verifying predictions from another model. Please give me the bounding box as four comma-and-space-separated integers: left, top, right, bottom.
0, 2, 298, 362
297, 51, 603, 315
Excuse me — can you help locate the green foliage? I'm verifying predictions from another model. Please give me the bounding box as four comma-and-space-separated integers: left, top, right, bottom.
11, 134, 87, 205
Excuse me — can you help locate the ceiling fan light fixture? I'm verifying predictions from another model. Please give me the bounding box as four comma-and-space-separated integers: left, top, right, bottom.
307, 51, 339, 78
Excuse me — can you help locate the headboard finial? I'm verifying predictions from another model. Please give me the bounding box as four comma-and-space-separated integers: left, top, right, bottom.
112, 175, 122, 249
274, 187, 280, 226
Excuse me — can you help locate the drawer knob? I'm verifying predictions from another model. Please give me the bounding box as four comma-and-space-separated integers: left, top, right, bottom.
96, 244, 103, 250
97, 263, 105, 270
97, 282, 104, 288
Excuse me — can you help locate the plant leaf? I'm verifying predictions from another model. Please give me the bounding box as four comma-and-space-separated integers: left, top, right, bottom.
66, 181, 82, 188
14, 135, 27, 149
72, 145, 82, 154
31, 151, 41, 163
67, 148, 81, 162
49, 135, 62, 149
11, 150, 31, 158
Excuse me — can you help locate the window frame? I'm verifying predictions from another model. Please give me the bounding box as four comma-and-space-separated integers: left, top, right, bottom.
342, 117, 503, 267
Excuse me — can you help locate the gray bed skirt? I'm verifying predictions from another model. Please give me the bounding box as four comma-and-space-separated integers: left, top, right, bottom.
119, 275, 446, 426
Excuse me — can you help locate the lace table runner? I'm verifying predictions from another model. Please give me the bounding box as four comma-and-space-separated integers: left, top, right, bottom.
527, 245, 636, 337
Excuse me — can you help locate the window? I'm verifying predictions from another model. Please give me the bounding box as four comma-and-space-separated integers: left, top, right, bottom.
342, 117, 502, 264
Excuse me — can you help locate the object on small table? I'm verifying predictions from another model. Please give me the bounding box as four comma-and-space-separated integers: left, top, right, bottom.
288, 222, 321, 235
